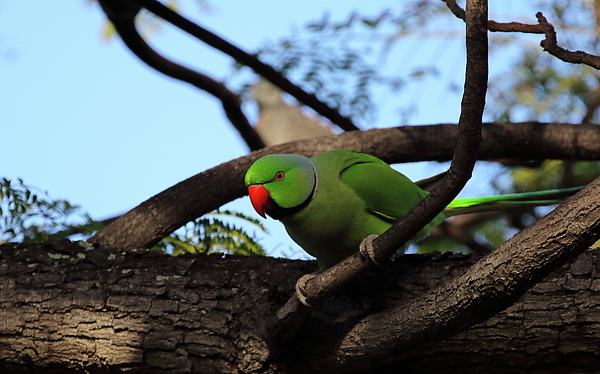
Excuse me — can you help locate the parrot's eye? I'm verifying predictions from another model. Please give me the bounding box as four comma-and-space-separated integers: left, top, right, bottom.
275, 171, 285, 181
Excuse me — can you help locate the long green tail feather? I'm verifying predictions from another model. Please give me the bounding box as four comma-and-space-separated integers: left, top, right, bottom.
443, 186, 582, 217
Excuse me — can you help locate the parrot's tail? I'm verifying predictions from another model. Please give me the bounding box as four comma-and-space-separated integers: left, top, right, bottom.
443, 186, 583, 217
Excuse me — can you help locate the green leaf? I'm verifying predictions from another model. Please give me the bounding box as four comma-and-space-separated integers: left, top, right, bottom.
157, 209, 267, 257
1, 177, 94, 243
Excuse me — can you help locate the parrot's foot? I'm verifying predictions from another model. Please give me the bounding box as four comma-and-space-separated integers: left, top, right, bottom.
359, 234, 381, 265
295, 273, 318, 308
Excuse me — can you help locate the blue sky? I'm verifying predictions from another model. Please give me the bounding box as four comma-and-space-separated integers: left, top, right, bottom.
1, 1, 538, 258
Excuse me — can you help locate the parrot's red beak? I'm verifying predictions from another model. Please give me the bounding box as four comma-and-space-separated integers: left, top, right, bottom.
248, 184, 270, 218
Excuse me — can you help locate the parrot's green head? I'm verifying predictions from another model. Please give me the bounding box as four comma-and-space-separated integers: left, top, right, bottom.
245, 154, 316, 219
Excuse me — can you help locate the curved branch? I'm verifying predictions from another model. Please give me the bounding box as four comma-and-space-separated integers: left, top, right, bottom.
98, 0, 265, 150
132, 0, 360, 132
87, 122, 600, 250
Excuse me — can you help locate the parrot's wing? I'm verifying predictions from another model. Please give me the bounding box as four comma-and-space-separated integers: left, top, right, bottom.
415, 171, 447, 192
338, 152, 433, 222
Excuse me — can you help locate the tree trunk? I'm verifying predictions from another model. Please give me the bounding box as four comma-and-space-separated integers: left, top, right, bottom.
1, 239, 600, 373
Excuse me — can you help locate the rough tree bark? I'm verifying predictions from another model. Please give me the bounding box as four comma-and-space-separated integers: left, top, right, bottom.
2, 239, 600, 374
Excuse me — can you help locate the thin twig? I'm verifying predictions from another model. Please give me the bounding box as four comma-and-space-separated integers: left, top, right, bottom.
536, 12, 600, 70
268, 0, 488, 346
443, 0, 543, 34
443, 0, 600, 69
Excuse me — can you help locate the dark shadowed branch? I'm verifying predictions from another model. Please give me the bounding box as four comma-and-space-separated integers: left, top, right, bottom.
128, 0, 360, 132
372, 0, 487, 257
98, 0, 265, 150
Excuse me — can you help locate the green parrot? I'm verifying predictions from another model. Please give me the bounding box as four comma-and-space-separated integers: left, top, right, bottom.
244, 149, 580, 270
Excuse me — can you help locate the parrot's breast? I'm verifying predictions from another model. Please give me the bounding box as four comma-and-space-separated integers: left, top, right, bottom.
279, 176, 390, 269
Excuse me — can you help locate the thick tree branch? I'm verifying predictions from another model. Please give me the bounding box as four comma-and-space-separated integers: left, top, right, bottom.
129, 0, 359, 132
306, 175, 600, 372
98, 0, 265, 150
4, 231, 600, 372
88, 122, 600, 250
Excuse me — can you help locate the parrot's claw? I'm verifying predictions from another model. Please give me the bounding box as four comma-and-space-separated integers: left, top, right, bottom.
295, 273, 318, 308
359, 234, 381, 265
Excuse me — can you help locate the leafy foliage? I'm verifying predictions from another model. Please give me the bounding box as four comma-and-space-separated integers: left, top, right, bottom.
1, 178, 266, 256
245, 3, 451, 126
0, 177, 93, 243
509, 160, 600, 193
157, 210, 267, 256
486, 0, 600, 125
484, 1, 600, 195
155, 210, 267, 256
487, 52, 598, 123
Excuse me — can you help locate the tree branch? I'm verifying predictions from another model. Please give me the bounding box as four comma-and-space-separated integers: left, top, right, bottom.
130, 0, 360, 132
443, 0, 543, 34
371, 0, 487, 254
271, 0, 488, 340
442, 0, 600, 69
88, 122, 600, 250
98, 0, 265, 150
536, 12, 600, 70
443, 0, 600, 70
6, 219, 600, 372
308, 175, 600, 372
